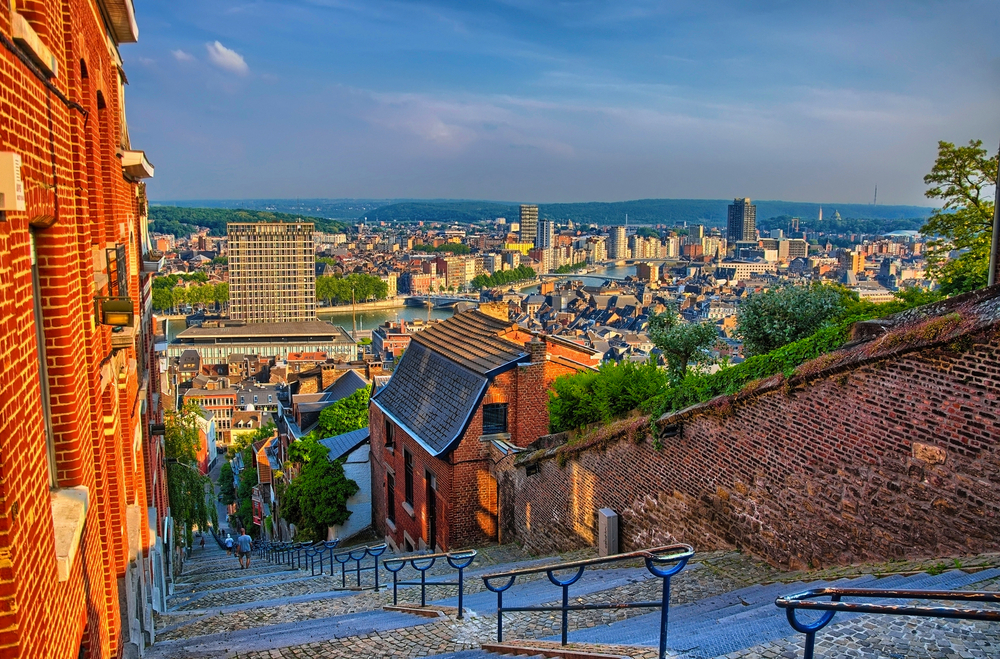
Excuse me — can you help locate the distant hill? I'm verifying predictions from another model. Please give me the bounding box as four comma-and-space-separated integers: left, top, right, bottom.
152, 197, 937, 233
362, 198, 934, 227
148, 206, 348, 238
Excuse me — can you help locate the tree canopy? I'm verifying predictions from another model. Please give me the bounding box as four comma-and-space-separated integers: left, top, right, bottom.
470, 264, 536, 289
647, 309, 719, 380
920, 139, 998, 295
412, 243, 472, 255
317, 274, 389, 305
735, 284, 856, 357
149, 206, 348, 237
164, 402, 217, 544
548, 360, 670, 432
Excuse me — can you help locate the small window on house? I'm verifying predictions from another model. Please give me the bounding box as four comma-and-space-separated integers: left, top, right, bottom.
403, 449, 414, 506
482, 403, 508, 435
384, 419, 395, 450
253, 395, 258, 403
386, 472, 396, 524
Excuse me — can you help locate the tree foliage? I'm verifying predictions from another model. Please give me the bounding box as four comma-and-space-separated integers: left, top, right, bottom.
735, 284, 856, 356
920, 139, 998, 295
470, 264, 536, 289
150, 206, 347, 237
548, 360, 671, 433
315, 388, 371, 438
316, 274, 389, 305
648, 309, 719, 380
151, 274, 229, 312
233, 446, 258, 537
164, 402, 217, 543
219, 461, 236, 506
555, 261, 588, 274
412, 242, 472, 255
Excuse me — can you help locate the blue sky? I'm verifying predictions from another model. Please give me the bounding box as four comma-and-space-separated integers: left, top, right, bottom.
126, 1, 999, 205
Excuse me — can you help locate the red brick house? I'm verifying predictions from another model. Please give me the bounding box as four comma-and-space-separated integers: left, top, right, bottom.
370, 307, 598, 551
0, 1, 165, 657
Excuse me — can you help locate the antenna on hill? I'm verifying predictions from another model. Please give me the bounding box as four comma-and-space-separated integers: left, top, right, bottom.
873, 185, 878, 205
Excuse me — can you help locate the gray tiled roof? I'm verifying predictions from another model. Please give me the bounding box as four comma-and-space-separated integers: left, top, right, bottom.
318, 428, 370, 462
372, 341, 488, 456
410, 309, 526, 375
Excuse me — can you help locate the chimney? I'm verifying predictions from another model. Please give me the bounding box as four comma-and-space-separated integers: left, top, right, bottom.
528, 337, 546, 364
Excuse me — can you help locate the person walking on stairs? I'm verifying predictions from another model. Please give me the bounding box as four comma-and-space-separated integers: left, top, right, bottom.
236, 528, 253, 569
225, 533, 234, 556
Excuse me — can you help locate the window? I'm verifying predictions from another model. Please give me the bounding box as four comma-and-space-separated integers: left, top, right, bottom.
482, 403, 508, 435
403, 449, 414, 506
384, 418, 395, 450
31, 231, 58, 488
386, 472, 395, 524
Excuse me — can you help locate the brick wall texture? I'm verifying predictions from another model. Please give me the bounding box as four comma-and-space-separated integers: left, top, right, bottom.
0, 3, 162, 658
502, 329, 1000, 570
371, 351, 582, 551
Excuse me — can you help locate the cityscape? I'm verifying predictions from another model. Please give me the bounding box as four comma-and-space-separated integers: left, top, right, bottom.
1, 2, 999, 659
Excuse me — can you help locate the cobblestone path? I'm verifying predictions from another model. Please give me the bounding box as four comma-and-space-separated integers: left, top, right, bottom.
148, 541, 1000, 659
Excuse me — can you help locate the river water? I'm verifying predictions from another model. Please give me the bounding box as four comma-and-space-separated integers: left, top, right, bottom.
164, 264, 637, 342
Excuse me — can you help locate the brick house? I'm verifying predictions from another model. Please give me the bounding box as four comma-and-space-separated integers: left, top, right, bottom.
0, 1, 165, 657
369, 307, 598, 551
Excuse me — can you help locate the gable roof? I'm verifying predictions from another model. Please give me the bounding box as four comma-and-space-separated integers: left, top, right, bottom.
318, 427, 370, 462
410, 309, 527, 376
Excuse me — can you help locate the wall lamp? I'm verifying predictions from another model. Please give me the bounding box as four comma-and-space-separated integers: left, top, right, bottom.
94, 296, 135, 327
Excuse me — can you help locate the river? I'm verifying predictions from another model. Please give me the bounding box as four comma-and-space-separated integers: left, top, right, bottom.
164, 264, 638, 342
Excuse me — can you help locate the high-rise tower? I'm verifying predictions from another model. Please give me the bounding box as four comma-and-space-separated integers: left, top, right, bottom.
519, 205, 538, 245
536, 219, 554, 249
608, 226, 628, 260
228, 222, 317, 323
727, 198, 757, 242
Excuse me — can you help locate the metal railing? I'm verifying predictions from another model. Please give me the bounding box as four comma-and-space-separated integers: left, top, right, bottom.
481, 544, 694, 659
332, 543, 389, 590
776, 587, 1000, 659
382, 550, 478, 619
304, 540, 342, 576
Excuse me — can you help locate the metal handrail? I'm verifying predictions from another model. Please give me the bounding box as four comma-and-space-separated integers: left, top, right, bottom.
776, 587, 1000, 659
382, 550, 478, 619
332, 543, 388, 590
304, 540, 341, 576
481, 543, 694, 659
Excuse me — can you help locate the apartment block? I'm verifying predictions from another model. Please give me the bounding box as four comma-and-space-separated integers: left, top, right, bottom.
228, 222, 317, 323
519, 204, 538, 245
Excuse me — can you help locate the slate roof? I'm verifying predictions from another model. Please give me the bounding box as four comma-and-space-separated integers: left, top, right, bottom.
318, 427, 370, 462
326, 370, 370, 400
409, 309, 526, 375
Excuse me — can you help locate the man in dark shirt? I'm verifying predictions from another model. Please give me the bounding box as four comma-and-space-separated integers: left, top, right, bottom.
236, 528, 253, 569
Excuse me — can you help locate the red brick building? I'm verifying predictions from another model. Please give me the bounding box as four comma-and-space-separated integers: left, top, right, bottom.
0, 2, 166, 657
369, 307, 598, 551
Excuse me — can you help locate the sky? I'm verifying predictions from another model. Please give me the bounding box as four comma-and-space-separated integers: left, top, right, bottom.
125, 0, 1000, 205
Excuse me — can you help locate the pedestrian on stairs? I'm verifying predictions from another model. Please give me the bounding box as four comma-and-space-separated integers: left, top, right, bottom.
200, 534, 206, 550
225, 533, 234, 556
236, 528, 253, 569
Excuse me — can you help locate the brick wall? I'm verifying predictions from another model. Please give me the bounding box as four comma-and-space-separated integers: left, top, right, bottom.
503, 331, 1000, 569
0, 2, 158, 657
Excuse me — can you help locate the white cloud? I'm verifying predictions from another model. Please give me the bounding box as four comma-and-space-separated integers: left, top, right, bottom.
205, 41, 249, 76
171, 49, 195, 62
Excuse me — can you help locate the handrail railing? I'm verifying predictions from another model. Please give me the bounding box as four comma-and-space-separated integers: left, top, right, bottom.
332, 543, 388, 590
776, 587, 1000, 659
382, 550, 477, 619
304, 540, 341, 576
481, 543, 694, 659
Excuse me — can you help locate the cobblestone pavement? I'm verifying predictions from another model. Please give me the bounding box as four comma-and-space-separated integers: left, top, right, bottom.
153, 545, 1000, 659
718, 574, 1000, 659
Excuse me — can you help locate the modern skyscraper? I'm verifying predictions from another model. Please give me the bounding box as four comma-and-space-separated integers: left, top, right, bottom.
608, 226, 629, 259
228, 222, 317, 323
727, 198, 757, 242
519, 204, 538, 245
536, 219, 554, 249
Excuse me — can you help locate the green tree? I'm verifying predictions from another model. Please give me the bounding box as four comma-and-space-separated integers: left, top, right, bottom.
648, 309, 719, 381
164, 402, 217, 544
314, 388, 370, 438
152, 287, 173, 312
234, 447, 258, 537
282, 443, 359, 541
219, 461, 236, 506
548, 360, 670, 432
735, 284, 855, 357
920, 139, 998, 295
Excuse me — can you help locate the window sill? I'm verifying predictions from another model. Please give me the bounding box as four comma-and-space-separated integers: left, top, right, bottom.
401, 501, 415, 519
480, 432, 511, 442
51, 486, 89, 582
385, 518, 397, 532
385, 446, 394, 455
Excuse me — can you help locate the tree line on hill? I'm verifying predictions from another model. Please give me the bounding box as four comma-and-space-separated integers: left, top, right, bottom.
149, 206, 348, 238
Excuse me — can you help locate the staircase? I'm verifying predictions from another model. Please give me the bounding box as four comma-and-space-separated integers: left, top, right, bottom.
148, 542, 1000, 659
